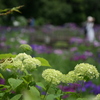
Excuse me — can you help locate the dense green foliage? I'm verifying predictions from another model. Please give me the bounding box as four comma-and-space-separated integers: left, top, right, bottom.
0, 0, 100, 25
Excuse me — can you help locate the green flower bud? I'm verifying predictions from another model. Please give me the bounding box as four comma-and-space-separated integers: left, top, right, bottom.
19, 44, 32, 52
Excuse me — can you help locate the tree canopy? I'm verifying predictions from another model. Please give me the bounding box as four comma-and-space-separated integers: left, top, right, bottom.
0, 0, 100, 25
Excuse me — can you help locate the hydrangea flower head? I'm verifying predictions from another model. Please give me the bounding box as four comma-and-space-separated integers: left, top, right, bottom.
0, 58, 13, 69
32, 58, 41, 67
42, 69, 63, 85
14, 53, 32, 61
62, 71, 83, 84
23, 58, 41, 69
94, 94, 100, 100
13, 60, 24, 70
19, 44, 32, 52
74, 63, 99, 80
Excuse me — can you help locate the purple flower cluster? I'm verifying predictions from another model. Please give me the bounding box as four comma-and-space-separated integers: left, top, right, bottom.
71, 51, 93, 61
58, 83, 81, 99
77, 81, 100, 95
31, 44, 52, 54
58, 81, 100, 99
59, 83, 81, 92
0, 78, 16, 94
0, 78, 5, 84
70, 37, 84, 44
71, 54, 87, 61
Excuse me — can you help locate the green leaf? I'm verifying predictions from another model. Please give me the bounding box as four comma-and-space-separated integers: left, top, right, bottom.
10, 94, 22, 100
36, 57, 51, 67
46, 94, 56, 100
8, 78, 23, 89
0, 93, 5, 97
0, 73, 4, 79
23, 86, 41, 100
29, 86, 40, 97
0, 54, 16, 59
0, 9, 9, 12
22, 74, 33, 84
36, 82, 45, 89
76, 98, 88, 100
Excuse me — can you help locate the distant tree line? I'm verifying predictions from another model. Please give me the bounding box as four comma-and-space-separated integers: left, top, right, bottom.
0, 0, 100, 25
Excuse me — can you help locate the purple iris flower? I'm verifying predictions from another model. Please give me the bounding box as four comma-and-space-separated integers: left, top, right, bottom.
84, 81, 96, 89
58, 83, 81, 92
77, 81, 100, 95
71, 54, 87, 61
91, 86, 100, 95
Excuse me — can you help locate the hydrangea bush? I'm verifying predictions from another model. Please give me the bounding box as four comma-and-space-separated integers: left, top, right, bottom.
0, 44, 100, 100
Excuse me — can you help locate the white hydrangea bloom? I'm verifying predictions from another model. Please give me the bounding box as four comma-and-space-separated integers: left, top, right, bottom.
13, 60, 24, 70
32, 58, 41, 67
42, 69, 63, 85
23, 58, 41, 69
0, 58, 13, 69
14, 53, 32, 61
62, 71, 83, 84
74, 63, 99, 80
94, 94, 100, 100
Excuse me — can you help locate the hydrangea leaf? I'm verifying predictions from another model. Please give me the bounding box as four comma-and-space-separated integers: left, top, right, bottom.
0, 53, 16, 59
29, 86, 40, 97
76, 98, 88, 100
10, 94, 22, 100
0, 93, 5, 97
36, 57, 51, 67
22, 74, 34, 84
23, 91, 40, 100
23, 86, 41, 100
46, 94, 57, 100
36, 82, 45, 89
0, 73, 4, 79
8, 78, 23, 89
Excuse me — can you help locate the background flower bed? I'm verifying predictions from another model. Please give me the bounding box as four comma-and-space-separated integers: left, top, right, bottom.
0, 25, 100, 80
0, 25, 100, 99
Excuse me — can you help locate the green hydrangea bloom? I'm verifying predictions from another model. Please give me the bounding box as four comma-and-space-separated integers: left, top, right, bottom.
14, 53, 32, 61
42, 69, 63, 85
23, 58, 41, 69
0, 58, 24, 70
19, 44, 32, 52
32, 58, 41, 67
1, 53, 41, 71
13, 60, 24, 70
94, 94, 100, 100
62, 71, 83, 84
0, 58, 14, 69
74, 63, 99, 80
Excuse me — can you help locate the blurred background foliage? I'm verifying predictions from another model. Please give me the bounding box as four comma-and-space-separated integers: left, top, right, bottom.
0, 0, 100, 25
